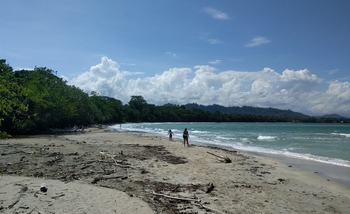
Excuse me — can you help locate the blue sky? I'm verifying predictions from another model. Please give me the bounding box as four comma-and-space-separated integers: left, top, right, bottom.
1, 0, 350, 116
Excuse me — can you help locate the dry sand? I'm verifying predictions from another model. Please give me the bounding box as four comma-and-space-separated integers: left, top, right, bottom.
1, 127, 349, 214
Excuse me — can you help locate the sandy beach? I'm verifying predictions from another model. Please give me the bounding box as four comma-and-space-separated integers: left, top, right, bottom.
1, 127, 349, 214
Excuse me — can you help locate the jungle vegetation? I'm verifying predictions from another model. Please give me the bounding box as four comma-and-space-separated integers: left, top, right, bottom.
1, 59, 348, 138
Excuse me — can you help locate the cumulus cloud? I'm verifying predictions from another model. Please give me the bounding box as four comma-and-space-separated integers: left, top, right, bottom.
70, 57, 350, 117
203, 7, 229, 20
245, 36, 271, 47
70, 57, 143, 101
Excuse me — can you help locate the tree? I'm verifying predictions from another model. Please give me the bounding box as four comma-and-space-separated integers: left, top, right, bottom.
128, 95, 148, 110
0, 60, 29, 137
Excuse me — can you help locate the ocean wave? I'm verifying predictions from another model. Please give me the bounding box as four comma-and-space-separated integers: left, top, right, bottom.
216, 136, 236, 141
331, 132, 350, 138
257, 135, 277, 140
230, 144, 350, 168
281, 151, 350, 168
191, 130, 209, 134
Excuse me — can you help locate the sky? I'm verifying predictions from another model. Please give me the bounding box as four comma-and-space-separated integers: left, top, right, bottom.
1, 0, 350, 116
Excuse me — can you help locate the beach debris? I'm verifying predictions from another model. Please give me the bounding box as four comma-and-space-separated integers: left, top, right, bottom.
20, 185, 28, 193
51, 193, 65, 199
277, 178, 286, 183
194, 202, 225, 214
205, 182, 215, 193
152, 191, 225, 214
8, 198, 20, 209
40, 183, 48, 192
172, 184, 180, 192
91, 174, 128, 184
233, 182, 252, 188
151, 191, 200, 202
99, 151, 132, 169
207, 152, 232, 163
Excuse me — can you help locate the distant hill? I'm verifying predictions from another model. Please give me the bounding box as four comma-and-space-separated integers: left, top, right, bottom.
320, 114, 345, 119
183, 103, 310, 119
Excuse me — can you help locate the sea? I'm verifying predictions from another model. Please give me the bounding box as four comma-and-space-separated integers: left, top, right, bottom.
110, 122, 350, 185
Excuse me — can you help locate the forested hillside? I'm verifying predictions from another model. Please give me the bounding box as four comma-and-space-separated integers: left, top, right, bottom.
184, 103, 309, 120
1, 60, 348, 138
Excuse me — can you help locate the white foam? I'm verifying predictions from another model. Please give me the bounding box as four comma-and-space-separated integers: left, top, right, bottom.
332, 132, 350, 138
257, 135, 276, 140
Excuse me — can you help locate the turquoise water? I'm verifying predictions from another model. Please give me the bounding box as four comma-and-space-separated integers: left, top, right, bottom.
111, 122, 350, 168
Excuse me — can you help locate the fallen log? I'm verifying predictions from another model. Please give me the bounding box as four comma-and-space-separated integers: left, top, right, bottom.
207, 152, 232, 163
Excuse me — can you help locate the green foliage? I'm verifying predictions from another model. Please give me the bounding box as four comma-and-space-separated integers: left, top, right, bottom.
89, 95, 124, 124
1, 59, 348, 137
0, 60, 29, 135
0, 131, 11, 139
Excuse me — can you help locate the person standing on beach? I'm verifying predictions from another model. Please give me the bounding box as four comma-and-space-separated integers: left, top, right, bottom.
168, 129, 174, 141
183, 128, 189, 147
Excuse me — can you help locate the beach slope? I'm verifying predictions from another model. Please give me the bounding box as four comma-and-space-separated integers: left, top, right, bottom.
1, 128, 349, 213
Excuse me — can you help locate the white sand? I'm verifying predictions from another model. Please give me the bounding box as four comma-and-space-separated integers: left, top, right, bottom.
0, 175, 154, 214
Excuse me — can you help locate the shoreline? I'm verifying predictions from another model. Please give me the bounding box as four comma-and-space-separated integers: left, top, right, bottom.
192, 141, 350, 188
1, 128, 350, 213
269, 154, 350, 187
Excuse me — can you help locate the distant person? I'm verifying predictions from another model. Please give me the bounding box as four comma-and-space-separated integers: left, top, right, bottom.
168, 129, 174, 141
183, 128, 189, 147
73, 125, 78, 134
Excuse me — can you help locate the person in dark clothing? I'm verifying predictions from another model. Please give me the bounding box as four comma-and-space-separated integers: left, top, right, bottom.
168, 129, 174, 141
183, 128, 189, 147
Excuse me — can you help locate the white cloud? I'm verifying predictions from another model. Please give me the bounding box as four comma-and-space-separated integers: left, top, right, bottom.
328, 68, 338, 75
245, 37, 271, 47
166, 52, 177, 57
70, 57, 350, 117
208, 39, 221, 44
69, 57, 143, 101
203, 7, 229, 20
14, 67, 34, 71
208, 60, 221, 65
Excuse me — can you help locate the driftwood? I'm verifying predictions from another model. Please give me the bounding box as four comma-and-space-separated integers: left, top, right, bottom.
8, 198, 20, 209
205, 182, 215, 193
27, 206, 37, 214
194, 203, 225, 214
152, 191, 224, 214
99, 152, 132, 169
171, 184, 180, 192
207, 152, 232, 163
51, 193, 65, 199
152, 191, 200, 202
91, 174, 128, 184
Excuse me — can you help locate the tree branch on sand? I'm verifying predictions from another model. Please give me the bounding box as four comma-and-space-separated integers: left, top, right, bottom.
207, 152, 232, 163
152, 191, 200, 202
152, 191, 224, 214
99, 151, 132, 168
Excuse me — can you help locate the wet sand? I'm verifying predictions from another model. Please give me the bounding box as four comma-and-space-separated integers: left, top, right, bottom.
269, 154, 350, 187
